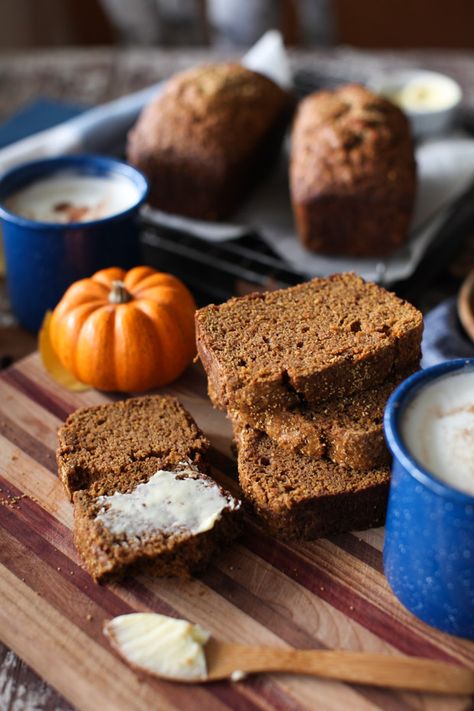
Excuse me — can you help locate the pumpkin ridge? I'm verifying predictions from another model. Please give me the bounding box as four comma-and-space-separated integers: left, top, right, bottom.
65, 297, 110, 312
134, 284, 196, 321
55, 280, 109, 310
144, 296, 195, 363
130, 274, 180, 296
132, 283, 180, 301
142, 286, 196, 360
92, 267, 126, 288
76, 307, 118, 389
135, 299, 190, 381
51, 301, 104, 377
114, 303, 163, 391
124, 266, 157, 291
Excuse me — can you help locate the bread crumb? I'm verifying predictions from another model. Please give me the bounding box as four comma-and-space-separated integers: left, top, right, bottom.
0, 494, 25, 509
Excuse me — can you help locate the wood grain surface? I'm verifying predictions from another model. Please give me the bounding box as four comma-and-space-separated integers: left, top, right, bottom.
0, 353, 473, 711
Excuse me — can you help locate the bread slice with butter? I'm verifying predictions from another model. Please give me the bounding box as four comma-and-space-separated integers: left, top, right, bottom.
57, 395, 241, 582
74, 461, 241, 583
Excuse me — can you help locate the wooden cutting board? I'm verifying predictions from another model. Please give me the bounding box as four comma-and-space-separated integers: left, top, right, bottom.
0, 353, 473, 711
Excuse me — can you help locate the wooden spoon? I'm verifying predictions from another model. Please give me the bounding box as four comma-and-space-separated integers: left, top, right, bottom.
458, 268, 474, 342
104, 615, 474, 694
201, 639, 474, 694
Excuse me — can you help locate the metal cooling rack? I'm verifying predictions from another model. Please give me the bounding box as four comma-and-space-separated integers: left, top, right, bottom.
140, 224, 304, 305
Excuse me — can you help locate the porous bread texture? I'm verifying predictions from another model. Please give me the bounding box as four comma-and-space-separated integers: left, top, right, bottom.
196, 273, 423, 415
57, 395, 209, 500
73, 464, 241, 583
229, 367, 416, 469
127, 63, 293, 220
290, 84, 416, 257
57, 395, 241, 582
236, 425, 390, 540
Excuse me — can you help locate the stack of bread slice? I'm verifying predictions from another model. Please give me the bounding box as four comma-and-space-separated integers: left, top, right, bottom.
196, 273, 423, 540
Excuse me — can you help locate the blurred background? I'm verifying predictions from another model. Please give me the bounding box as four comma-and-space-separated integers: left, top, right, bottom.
0, 0, 473, 50
1, 0, 474, 366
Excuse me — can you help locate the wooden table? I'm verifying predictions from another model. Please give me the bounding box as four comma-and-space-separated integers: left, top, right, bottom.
1, 352, 474, 711
1, 46, 474, 710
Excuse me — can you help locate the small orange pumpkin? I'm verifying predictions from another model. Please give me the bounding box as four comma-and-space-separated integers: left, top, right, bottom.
49, 266, 197, 392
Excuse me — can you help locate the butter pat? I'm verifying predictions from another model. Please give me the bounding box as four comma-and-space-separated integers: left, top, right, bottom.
95, 467, 239, 538
390, 81, 458, 112
104, 613, 210, 680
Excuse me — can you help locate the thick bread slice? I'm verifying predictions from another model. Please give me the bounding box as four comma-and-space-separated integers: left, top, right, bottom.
74, 463, 241, 583
230, 367, 417, 469
57, 396, 241, 582
57, 395, 209, 500
196, 273, 422, 414
236, 425, 390, 540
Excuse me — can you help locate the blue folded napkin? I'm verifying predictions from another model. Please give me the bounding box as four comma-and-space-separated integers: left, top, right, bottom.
0, 99, 85, 149
421, 297, 474, 367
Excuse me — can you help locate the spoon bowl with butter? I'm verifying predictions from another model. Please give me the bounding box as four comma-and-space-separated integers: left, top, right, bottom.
104, 612, 474, 694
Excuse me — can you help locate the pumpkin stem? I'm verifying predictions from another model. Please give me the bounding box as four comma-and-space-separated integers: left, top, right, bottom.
109, 280, 132, 305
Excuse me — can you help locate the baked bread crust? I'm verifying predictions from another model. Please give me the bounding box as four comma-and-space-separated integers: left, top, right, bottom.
127, 63, 292, 220
290, 84, 416, 256
196, 273, 423, 414
236, 425, 390, 540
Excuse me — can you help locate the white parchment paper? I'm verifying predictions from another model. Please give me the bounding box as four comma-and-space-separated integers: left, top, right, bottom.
142, 136, 474, 284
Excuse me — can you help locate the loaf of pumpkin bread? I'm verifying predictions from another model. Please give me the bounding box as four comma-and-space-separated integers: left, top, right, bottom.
127, 63, 292, 220
195, 273, 423, 416
290, 84, 416, 257
235, 425, 390, 540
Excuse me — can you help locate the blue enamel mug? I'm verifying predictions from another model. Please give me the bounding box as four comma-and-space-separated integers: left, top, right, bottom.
0, 155, 148, 332
384, 358, 474, 639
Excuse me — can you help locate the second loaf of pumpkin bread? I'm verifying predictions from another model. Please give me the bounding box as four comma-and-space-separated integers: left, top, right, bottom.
290, 84, 416, 257
196, 272, 423, 415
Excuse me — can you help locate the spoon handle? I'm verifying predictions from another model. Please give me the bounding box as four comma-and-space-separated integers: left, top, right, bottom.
221, 647, 474, 694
